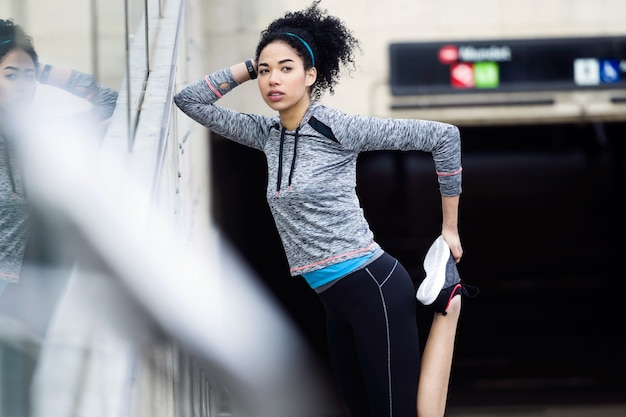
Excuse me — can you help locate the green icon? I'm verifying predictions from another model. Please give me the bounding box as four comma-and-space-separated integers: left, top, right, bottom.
474, 62, 499, 88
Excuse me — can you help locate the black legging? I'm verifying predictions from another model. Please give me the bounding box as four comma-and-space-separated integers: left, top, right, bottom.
318, 252, 420, 417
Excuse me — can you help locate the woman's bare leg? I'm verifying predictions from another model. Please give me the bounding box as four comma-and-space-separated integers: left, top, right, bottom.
417, 295, 461, 417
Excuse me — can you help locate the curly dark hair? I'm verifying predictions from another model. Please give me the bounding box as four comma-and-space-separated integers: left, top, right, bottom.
255, 0, 361, 100
0, 18, 39, 69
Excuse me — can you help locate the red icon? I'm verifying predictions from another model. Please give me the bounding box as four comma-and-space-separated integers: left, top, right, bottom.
438, 45, 459, 64
451, 63, 475, 88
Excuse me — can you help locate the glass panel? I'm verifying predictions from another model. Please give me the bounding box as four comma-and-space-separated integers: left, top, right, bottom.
1, 0, 145, 414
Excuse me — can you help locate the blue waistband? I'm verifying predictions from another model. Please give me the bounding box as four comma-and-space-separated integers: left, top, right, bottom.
302, 250, 380, 289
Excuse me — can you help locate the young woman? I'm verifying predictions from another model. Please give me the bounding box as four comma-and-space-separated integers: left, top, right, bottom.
174, 2, 475, 416
0, 18, 118, 296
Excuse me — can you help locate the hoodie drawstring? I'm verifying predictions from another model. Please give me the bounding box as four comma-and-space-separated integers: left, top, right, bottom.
288, 128, 300, 192
275, 126, 300, 197
276, 128, 286, 197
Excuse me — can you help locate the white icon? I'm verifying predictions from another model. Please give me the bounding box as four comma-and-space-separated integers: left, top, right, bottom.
451, 63, 474, 87
574, 58, 600, 86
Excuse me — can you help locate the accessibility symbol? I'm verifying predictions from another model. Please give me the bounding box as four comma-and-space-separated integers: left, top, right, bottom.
599, 59, 620, 84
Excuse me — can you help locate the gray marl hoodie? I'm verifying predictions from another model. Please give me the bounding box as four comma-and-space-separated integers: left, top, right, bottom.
0, 136, 28, 283
0, 69, 118, 283
174, 67, 462, 277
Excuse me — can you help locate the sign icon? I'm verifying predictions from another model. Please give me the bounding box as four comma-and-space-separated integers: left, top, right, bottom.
450, 63, 474, 88
600, 59, 620, 83
438, 45, 459, 64
474, 62, 500, 88
574, 58, 600, 86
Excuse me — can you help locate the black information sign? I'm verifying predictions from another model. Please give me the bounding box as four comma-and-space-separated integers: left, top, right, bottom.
389, 36, 626, 95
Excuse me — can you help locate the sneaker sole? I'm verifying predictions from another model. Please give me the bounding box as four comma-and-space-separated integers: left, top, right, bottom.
417, 235, 450, 305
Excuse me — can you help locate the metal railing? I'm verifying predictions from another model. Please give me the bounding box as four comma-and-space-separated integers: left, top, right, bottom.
1, 1, 338, 416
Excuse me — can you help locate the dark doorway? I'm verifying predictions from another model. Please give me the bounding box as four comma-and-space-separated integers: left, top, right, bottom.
209, 121, 626, 408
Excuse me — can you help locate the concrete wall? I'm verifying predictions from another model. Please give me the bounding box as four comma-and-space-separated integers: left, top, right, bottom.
195, 0, 626, 125
4, 0, 625, 123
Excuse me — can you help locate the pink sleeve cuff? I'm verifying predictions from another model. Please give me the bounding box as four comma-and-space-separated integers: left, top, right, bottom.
204, 75, 223, 98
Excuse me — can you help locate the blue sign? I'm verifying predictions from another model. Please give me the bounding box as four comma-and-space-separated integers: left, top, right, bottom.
600, 59, 621, 84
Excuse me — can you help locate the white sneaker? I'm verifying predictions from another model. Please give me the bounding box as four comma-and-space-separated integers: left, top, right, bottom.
416, 235, 451, 305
